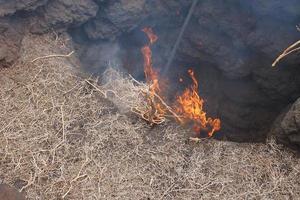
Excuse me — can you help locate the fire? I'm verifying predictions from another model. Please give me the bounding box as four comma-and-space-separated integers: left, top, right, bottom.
175, 69, 221, 137
141, 27, 166, 122
140, 27, 221, 137
142, 27, 158, 44
141, 27, 160, 92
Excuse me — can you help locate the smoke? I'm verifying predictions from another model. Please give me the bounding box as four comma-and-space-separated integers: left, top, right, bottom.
77, 40, 124, 75
68, 0, 300, 141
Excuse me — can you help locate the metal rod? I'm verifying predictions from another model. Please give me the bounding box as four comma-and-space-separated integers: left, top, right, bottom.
163, 0, 199, 74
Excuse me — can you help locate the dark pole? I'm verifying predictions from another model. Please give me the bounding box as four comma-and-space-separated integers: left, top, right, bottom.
163, 0, 199, 75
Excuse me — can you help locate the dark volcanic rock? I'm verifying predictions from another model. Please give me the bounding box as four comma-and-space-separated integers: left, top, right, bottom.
246, 19, 299, 57
84, 0, 148, 40
0, 0, 47, 17
178, 24, 254, 78
93, 0, 107, 4
173, 0, 300, 79
84, 14, 120, 40
174, 0, 256, 79
101, 0, 147, 32
0, 184, 25, 200
253, 63, 300, 103
31, 0, 98, 33
0, 17, 25, 68
270, 98, 300, 148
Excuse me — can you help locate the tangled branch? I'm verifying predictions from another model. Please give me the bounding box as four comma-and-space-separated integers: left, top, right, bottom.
31, 51, 74, 63
128, 76, 182, 125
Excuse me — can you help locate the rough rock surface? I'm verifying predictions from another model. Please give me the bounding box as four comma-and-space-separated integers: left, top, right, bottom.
0, 0, 47, 17
30, 0, 98, 33
84, 14, 120, 40
270, 98, 300, 149
0, 184, 25, 200
178, 1, 300, 79
0, 17, 26, 68
0, 0, 98, 67
84, 0, 147, 40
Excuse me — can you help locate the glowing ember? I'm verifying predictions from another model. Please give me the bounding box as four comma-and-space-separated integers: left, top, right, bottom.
175, 69, 221, 137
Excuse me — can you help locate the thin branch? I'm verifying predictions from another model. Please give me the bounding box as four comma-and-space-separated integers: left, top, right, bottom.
61, 105, 66, 141
153, 92, 183, 123
272, 40, 300, 67
31, 51, 74, 63
129, 75, 183, 123
85, 79, 106, 97
62, 154, 90, 199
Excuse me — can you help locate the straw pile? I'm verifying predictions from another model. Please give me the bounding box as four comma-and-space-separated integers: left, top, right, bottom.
0, 33, 300, 200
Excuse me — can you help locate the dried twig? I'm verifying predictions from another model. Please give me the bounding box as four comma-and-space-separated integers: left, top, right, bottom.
88, 74, 181, 125
152, 92, 182, 123
61, 105, 66, 141
272, 26, 300, 67
31, 51, 74, 63
129, 75, 182, 123
85, 79, 120, 99
272, 39, 300, 67
131, 88, 179, 125
62, 155, 90, 199
131, 107, 165, 125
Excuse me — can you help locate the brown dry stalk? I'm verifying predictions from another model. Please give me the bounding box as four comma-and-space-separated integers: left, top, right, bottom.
85, 79, 120, 99
62, 155, 90, 199
31, 51, 74, 63
152, 91, 183, 123
85, 79, 106, 97
87, 74, 181, 125
129, 74, 182, 123
272, 40, 300, 67
131, 88, 182, 125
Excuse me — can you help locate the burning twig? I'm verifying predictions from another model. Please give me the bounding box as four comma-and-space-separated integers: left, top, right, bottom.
152, 91, 183, 123
31, 51, 74, 63
129, 75, 182, 125
131, 27, 170, 125
131, 107, 165, 125
130, 86, 171, 125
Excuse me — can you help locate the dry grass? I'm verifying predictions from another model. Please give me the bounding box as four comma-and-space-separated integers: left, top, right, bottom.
0, 33, 300, 200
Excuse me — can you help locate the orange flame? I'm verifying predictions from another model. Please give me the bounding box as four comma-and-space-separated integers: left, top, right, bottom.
141, 27, 221, 136
141, 27, 165, 115
176, 69, 221, 137
142, 27, 158, 45
141, 28, 159, 90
